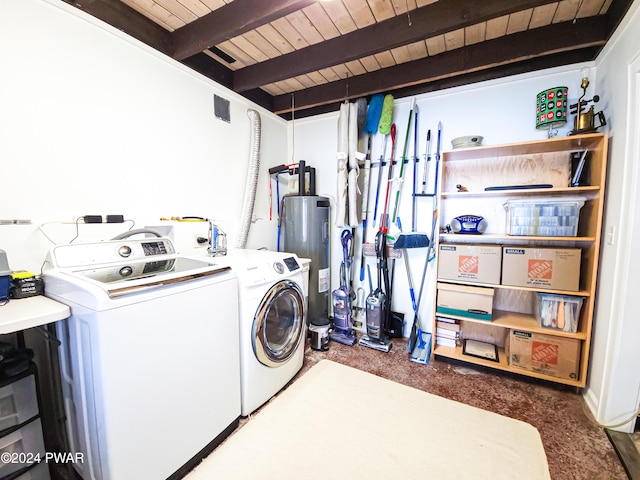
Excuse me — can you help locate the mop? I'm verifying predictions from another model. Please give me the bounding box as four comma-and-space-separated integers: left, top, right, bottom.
408, 121, 442, 364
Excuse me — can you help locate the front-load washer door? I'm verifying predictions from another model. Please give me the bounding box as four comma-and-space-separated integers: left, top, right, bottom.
252, 280, 305, 367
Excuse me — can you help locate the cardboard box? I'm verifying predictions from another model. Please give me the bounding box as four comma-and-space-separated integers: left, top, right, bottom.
436, 282, 494, 321
508, 330, 581, 381
501, 247, 581, 291
437, 244, 502, 284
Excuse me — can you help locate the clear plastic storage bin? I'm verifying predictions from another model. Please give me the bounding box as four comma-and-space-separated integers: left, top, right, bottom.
534, 293, 584, 333
504, 197, 585, 236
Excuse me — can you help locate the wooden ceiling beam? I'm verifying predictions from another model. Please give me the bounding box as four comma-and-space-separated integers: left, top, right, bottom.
63, 0, 172, 55
171, 0, 317, 61
280, 48, 600, 120
233, 0, 560, 92
271, 17, 607, 114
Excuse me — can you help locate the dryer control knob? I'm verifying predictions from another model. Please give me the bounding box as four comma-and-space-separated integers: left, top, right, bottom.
273, 262, 285, 274
118, 245, 132, 258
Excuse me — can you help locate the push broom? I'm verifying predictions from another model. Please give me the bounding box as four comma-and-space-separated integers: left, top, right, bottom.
394, 101, 429, 250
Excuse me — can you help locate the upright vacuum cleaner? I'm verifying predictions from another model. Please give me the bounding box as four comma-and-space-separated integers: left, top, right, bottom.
359, 230, 392, 352
330, 229, 357, 346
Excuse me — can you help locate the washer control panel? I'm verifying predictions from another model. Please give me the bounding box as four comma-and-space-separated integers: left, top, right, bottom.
49, 238, 176, 268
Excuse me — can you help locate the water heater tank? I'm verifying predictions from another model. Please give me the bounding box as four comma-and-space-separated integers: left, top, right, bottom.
281, 195, 330, 325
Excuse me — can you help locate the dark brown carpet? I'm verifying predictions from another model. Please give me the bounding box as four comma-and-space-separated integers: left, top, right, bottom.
298, 338, 627, 480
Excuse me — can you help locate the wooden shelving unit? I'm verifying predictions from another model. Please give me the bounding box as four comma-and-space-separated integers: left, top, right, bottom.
431, 133, 608, 388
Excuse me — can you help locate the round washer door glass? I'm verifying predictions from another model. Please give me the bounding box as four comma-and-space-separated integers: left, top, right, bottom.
253, 280, 305, 367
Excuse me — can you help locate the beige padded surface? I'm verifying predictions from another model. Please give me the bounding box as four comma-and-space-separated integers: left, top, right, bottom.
186, 360, 550, 479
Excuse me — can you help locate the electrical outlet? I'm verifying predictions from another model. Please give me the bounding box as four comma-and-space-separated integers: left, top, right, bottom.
194, 233, 208, 248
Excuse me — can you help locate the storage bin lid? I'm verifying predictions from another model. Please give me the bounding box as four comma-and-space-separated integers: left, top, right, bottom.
503, 196, 586, 208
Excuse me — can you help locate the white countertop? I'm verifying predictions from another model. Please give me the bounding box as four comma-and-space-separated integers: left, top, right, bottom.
0, 296, 70, 335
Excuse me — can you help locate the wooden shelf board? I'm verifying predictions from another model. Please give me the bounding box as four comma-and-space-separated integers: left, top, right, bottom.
433, 344, 585, 388
435, 278, 591, 297
438, 234, 597, 243
436, 309, 588, 339
442, 133, 606, 161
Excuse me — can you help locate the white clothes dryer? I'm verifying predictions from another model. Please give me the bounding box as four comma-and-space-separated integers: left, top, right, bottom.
225, 250, 306, 416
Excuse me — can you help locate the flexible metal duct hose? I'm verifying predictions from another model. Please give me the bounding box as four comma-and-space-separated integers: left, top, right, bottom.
236, 109, 261, 248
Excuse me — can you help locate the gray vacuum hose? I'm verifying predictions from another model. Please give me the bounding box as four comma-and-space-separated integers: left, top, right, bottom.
236, 109, 261, 248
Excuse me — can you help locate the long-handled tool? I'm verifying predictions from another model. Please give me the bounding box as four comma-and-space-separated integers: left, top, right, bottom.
359, 94, 384, 281
393, 107, 429, 351
421, 129, 432, 194
394, 103, 428, 250
379, 123, 397, 232
411, 105, 420, 231
372, 95, 394, 227
391, 98, 415, 224
409, 121, 443, 364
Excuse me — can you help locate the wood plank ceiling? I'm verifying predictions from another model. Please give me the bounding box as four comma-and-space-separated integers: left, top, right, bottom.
65, 0, 633, 119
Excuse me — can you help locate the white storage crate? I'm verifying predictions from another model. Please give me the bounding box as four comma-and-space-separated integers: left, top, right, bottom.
504, 197, 585, 236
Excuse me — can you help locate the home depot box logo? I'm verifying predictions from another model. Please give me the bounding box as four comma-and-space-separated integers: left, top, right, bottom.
458, 255, 479, 274
532, 341, 558, 365
528, 259, 553, 280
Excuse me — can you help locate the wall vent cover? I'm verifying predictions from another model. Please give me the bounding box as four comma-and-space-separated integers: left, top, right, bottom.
214, 95, 230, 123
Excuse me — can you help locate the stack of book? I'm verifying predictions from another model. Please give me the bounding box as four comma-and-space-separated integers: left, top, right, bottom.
436, 317, 460, 348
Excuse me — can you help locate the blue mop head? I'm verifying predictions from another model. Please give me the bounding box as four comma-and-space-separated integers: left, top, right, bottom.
410, 331, 432, 365
365, 94, 384, 134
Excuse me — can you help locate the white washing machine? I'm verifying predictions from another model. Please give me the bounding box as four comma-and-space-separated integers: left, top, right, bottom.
225, 249, 306, 416
43, 237, 241, 480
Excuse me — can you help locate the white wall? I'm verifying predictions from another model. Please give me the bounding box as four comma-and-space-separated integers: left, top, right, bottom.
0, 0, 287, 272
584, 0, 640, 432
